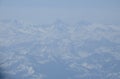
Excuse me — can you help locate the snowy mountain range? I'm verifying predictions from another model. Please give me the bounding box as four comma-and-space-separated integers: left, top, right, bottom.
0, 19, 120, 79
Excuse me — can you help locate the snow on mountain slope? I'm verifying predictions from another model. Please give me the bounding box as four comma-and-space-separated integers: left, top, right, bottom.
0, 20, 120, 79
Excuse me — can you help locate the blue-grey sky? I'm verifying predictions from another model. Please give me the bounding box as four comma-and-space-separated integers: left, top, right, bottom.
0, 0, 120, 24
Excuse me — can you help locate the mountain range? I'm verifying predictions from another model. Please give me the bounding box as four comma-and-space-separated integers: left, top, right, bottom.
0, 19, 120, 79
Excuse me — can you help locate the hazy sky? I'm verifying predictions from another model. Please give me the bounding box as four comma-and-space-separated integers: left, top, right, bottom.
0, 0, 120, 24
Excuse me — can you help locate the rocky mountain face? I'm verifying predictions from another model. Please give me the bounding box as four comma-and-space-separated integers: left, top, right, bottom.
0, 20, 120, 79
